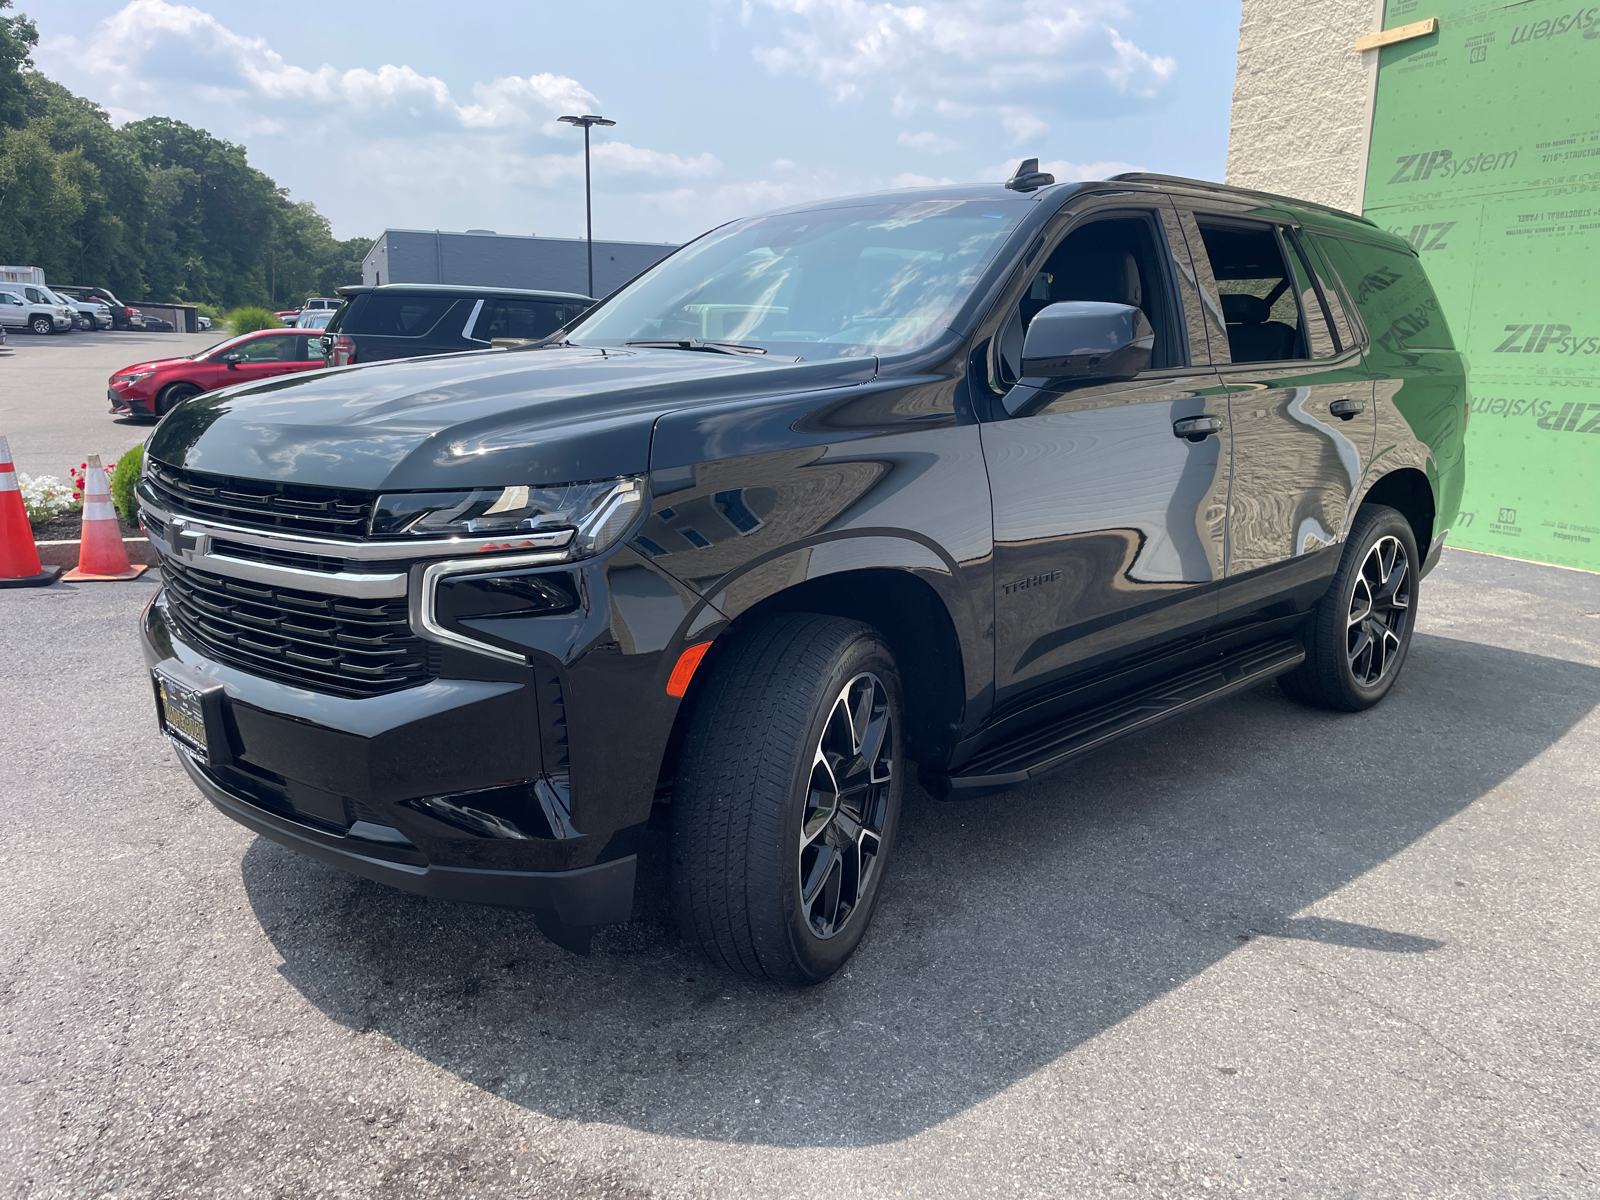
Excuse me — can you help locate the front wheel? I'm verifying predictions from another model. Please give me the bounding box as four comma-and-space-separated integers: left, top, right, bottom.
1280, 504, 1419, 711
671, 613, 904, 984
156, 382, 202, 415
30, 315, 54, 335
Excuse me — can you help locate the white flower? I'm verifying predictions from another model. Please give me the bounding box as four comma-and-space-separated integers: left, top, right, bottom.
18, 474, 78, 523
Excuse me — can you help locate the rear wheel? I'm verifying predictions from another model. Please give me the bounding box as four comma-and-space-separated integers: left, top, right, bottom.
1280, 504, 1418, 711
671, 613, 904, 984
156, 382, 202, 415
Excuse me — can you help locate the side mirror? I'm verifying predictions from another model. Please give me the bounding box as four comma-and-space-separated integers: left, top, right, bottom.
222, 352, 244, 366
1020, 301, 1154, 383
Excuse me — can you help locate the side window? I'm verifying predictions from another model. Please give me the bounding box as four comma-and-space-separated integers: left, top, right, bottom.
230, 335, 299, 363
1313, 235, 1455, 354
994, 212, 1183, 388
1282, 230, 1341, 358
1296, 234, 1359, 349
473, 299, 567, 341
1194, 220, 1307, 364
345, 294, 455, 337
25, 287, 45, 304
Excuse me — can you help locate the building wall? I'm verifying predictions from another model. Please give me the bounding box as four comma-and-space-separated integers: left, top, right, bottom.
1225, 0, 1381, 213
361, 231, 678, 299
1229, 0, 1600, 572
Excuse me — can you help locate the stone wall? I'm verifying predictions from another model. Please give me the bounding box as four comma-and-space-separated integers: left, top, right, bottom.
1225, 0, 1382, 213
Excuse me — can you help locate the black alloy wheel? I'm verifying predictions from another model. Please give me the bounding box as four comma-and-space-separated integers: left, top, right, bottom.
1279, 504, 1419, 711
799, 672, 894, 940
1345, 535, 1411, 686
156, 382, 202, 416
30, 315, 54, 335
672, 613, 904, 983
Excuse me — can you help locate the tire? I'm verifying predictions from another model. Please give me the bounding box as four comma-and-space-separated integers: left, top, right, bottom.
671, 613, 904, 984
156, 382, 202, 415
1279, 504, 1419, 712
30, 315, 53, 335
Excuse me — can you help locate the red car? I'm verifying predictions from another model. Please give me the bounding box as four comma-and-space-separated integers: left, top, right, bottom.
107, 328, 328, 420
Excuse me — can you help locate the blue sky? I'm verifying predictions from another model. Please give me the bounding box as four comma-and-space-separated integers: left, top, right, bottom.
33, 0, 1244, 245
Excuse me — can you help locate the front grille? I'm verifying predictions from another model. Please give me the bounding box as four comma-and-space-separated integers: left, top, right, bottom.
161, 557, 429, 696
208, 537, 401, 576
146, 459, 374, 538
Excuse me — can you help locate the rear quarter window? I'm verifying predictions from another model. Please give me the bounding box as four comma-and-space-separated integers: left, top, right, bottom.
1313, 235, 1456, 354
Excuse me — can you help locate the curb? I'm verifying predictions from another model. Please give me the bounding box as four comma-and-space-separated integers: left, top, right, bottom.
35, 537, 159, 568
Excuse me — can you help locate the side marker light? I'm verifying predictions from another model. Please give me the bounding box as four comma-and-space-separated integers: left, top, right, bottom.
666, 641, 713, 697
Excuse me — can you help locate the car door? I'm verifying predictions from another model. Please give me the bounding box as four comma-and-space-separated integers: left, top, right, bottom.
221, 333, 315, 383
979, 196, 1231, 707
1175, 204, 1378, 620
0, 292, 23, 328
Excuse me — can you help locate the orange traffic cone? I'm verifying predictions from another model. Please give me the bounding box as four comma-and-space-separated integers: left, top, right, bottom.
63, 453, 147, 582
0, 435, 61, 588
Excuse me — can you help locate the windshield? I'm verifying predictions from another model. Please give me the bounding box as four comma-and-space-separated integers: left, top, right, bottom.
566, 198, 1026, 360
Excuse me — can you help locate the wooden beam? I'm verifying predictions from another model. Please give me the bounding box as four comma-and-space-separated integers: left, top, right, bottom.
1354, 18, 1439, 53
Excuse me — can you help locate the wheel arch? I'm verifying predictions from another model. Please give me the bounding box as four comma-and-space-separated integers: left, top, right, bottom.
1359, 467, 1434, 560
660, 558, 969, 793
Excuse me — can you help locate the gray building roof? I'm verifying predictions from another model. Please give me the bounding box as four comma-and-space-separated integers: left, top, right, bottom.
363, 229, 679, 299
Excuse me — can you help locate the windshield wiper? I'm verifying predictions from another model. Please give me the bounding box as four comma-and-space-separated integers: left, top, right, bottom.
625, 339, 770, 357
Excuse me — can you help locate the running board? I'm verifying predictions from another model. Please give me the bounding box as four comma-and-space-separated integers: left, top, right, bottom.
925, 639, 1305, 797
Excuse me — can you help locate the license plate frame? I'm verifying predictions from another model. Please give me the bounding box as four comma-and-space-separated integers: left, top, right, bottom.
152, 659, 230, 766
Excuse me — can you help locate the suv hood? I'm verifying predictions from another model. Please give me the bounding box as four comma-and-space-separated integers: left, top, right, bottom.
147, 345, 876, 492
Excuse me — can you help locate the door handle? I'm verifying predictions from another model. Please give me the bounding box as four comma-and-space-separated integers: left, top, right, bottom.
1173, 414, 1223, 442
1329, 398, 1365, 420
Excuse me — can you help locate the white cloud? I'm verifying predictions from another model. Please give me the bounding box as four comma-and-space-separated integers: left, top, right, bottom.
998, 107, 1047, 145
747, 0, 1176, 114
897, 130, 960, 153
892, 171, 958, 188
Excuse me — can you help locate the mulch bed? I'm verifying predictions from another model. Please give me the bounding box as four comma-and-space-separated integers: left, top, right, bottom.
30, 513, 145, 542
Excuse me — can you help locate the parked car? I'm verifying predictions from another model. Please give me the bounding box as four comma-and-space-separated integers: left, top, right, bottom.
137, 170, 1465, 979
295, 309, 334, 330
0, 287, 73, 334
198, 315, 212, 331
320, 283, 592, 366
108, 327, 329, 419
302, 296, 340, 311
56, 285, 142, 331
47, 287, 110, 331
142, 314, 175, 333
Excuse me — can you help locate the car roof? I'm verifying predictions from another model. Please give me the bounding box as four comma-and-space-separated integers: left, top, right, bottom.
750, 174, 1378, 230
335, 283, 595, 302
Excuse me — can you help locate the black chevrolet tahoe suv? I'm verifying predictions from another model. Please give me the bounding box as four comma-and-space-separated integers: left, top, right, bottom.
139, 168, 1466, 983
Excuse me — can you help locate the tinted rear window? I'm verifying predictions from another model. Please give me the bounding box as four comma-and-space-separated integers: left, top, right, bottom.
1313, 235, 1455, 353
471, 299, 571, 341
338, 293, 460, 337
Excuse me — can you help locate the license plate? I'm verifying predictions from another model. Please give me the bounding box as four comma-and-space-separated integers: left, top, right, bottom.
154, 664, 212, 759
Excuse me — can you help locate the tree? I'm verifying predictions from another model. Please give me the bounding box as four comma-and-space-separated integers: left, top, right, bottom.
0, 40, 370, 305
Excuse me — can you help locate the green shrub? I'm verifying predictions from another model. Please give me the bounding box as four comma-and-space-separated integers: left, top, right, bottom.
225, 306, 280, 334
111, 444, 143, 525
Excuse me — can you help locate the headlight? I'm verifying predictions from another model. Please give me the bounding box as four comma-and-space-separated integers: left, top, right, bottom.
372, 475, 646, 557
111, 371, 155, 385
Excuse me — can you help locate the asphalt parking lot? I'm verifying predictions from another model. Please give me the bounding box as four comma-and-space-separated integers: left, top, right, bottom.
0, 328, 218, 482
2, 352, 1598, 1198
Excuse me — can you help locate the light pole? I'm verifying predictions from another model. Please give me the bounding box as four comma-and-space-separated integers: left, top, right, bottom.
557, 113, 616, 299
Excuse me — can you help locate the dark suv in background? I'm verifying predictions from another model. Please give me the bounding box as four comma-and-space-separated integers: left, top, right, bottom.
322, 283, 593, 366
139, 168, 1465, 983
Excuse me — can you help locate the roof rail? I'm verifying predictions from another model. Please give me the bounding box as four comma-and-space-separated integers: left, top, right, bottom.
1109, 173, 1378, 227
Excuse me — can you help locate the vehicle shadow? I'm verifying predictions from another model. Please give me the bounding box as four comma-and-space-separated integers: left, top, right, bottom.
242, 633, 1600, 1147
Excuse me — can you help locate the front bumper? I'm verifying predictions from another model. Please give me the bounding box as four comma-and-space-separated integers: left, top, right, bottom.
109, 386, 155, 417
179, 751, 635, 924
140, 589, 643, 928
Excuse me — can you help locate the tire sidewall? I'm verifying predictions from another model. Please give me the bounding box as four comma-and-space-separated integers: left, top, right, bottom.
1329, 506, 1420, 707
772, 634, 904, 982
